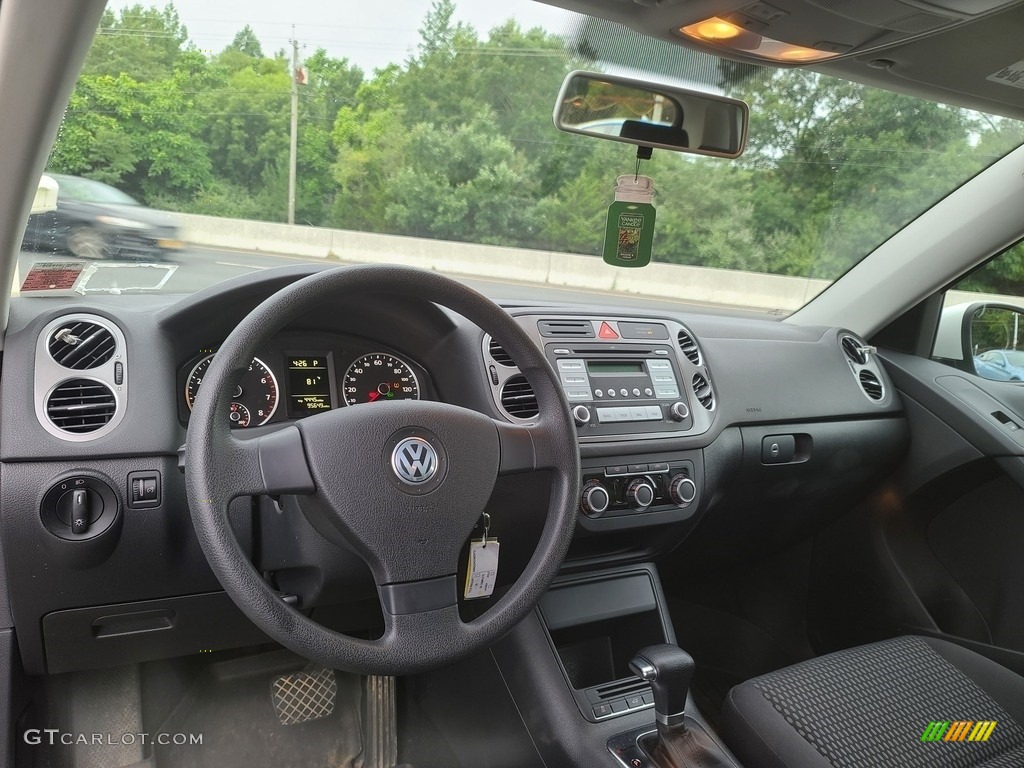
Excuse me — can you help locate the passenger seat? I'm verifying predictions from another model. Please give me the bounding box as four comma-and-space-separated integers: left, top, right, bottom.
720, 635, 1024, 767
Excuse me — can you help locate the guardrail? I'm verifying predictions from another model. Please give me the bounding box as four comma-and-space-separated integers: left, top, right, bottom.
173, 212, 829, 312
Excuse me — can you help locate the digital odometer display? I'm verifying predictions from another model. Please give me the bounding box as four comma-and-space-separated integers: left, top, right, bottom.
287, 355, 333, 418
343, 352, 419, 405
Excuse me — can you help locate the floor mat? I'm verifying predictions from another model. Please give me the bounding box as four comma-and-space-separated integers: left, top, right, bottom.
150, 650, 363, 768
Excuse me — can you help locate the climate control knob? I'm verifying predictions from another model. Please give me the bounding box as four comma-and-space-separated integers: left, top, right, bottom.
668, 474, 697, 507
669, 402, 690, 422
625, 478, 656, 512
572, 404, 592, 426
581, 481, 610, 517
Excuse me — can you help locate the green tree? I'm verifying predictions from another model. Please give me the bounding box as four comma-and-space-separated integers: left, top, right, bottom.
83, 4, 188, 81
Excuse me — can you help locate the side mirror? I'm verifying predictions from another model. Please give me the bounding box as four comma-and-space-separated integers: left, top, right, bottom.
553, 71, 749, 159
936, 302, 1024, 382
31, 175, 58, 215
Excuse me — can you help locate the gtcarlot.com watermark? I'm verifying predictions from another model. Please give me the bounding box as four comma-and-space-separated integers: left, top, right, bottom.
23, 729, 203, 747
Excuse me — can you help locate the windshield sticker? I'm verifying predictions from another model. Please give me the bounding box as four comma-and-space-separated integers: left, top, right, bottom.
20, 262, 84, 292
987, 60, 1024, 89
75, 263, 178, 294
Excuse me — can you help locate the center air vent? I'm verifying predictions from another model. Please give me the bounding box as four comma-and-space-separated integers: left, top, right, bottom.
841, 335, 868, 365
859, 370, 885, 401
487, 336, 515, 367
677, 329, 701, 366
500, 375, 538, 419
45, 379, 117, 434
48, 321, 116, 369
538, 319, 595, 338
692, 373, 715, 410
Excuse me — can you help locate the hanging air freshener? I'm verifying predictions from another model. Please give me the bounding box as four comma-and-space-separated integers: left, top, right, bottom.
603, 174, 656, 268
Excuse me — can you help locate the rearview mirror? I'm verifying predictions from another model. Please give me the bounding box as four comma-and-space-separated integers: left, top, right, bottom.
554, 71, 749, 159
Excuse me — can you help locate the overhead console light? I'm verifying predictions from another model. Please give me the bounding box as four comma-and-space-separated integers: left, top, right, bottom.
679, 17, 842, 63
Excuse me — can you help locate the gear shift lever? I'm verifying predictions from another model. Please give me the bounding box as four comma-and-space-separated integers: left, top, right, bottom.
629, 644, 695, 734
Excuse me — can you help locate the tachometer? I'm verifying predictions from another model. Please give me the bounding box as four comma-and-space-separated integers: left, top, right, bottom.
185, 354, 279, 427
343, 352, 419, 405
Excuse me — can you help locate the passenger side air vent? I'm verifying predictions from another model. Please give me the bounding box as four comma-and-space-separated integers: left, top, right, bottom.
676, 329, 701, 366
859, 370, 884, 401
48, 321, 116, 369
538, 319, 595, 338
487, 336, 515, 367
45, 379, 117, 434
841, 334, 868, 365
500, 375, 539, 419
692, 373, 715, 410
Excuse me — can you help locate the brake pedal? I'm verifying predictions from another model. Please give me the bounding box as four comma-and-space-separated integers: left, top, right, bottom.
270, 665, 337, 726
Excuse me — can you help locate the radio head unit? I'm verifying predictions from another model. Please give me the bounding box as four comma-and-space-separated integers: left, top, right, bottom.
549, 342, 693, 436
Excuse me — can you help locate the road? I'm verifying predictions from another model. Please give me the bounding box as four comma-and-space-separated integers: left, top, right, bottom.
17, 245, 777, 318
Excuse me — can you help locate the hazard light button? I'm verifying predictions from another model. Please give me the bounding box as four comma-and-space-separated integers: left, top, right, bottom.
598, 322, 619, 340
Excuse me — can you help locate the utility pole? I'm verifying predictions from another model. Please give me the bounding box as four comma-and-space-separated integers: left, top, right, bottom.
288, 27, 299, 225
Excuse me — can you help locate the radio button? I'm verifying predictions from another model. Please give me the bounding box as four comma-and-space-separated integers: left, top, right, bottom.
644, 388, 654, 397
632, 388, 641, 397
619, 388, 628, 397
607, 390, 616, 398
557, 360, 585, 371
594, 389, 603, 398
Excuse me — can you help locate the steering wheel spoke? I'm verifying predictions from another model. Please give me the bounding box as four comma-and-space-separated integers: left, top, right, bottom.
495, 418, 561, 474
213, 426, 316, 499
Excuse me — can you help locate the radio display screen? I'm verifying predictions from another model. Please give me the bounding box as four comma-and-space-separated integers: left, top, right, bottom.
587, 361, 646, 374
287, 355, 333, 417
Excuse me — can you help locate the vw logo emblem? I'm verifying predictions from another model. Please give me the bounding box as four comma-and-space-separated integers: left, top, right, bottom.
391, 437, 438, 485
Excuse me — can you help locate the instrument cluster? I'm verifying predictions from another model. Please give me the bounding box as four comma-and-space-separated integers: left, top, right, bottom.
178, 333, 427, 428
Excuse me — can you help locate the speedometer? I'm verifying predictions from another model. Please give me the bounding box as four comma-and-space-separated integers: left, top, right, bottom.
185, 354, 279, 427
343, 353, 419, 405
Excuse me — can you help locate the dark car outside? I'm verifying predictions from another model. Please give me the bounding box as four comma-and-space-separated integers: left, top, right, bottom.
21, 173, 183, 260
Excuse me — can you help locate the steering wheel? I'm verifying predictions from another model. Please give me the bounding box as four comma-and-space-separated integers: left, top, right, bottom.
184, 265, 580, 675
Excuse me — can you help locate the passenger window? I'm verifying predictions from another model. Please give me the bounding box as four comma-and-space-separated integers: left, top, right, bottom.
936, 241, 1024, 381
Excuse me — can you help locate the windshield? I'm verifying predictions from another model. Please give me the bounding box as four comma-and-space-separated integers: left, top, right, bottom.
17, 0, 1024, 311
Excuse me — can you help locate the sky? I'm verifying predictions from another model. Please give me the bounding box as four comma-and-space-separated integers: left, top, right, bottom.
106, 0, 577, 73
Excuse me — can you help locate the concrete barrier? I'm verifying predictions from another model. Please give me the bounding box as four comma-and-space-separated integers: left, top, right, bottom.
175, 212, 832, 312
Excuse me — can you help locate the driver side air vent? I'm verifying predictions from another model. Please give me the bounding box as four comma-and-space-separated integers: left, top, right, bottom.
841, 334, 868, 365
45, 379, 117, 434
48, 321, 116, 369
859, 370, 884, 401
488, 336, 515, 367
500, 375, 539, 419
692, 373, 715, 410
677, 329, 701, 366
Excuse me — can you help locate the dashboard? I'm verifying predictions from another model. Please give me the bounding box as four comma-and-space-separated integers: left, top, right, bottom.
0, 264, 909, 676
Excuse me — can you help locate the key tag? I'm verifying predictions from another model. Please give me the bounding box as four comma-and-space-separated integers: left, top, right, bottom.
603, 174, 656, 268
464, 512, 500, 600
